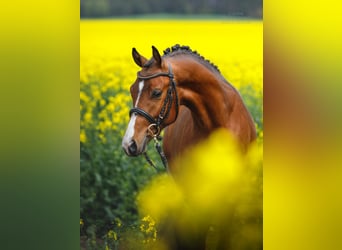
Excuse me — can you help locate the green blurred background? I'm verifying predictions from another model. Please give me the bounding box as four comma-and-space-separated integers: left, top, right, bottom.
80, 0, 262, 18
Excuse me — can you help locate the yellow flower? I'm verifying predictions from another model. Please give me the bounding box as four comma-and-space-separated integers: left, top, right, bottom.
140, 215, 157, 235
92, 89, 101, 100
107, 230, 117, 241
101, 85, 108, 93
100, 99, 106, 106
80, 91, 89, 103
114, 218, 122, 227
84, 112, 92, 124
80, 130, 87, 143
98, 109, 108, 120
99, 133, 106, 144
97, 120, 112, 133
80, 219, 84, 226
106, 103, 115, 112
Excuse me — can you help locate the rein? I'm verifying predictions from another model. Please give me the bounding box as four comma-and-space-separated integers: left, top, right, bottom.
129, 64, 179, 171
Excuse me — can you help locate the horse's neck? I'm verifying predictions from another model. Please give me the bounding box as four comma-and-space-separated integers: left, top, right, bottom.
174, 61, 234, 132
164, 59, 256, 173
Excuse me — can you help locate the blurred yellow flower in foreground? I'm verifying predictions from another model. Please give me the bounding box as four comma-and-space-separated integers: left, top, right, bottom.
138, 129, 262, 249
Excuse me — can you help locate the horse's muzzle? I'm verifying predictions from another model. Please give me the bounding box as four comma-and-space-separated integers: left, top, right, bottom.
127, 140, 138, 156
122, 138, 147, 157
122, 139, 137, 156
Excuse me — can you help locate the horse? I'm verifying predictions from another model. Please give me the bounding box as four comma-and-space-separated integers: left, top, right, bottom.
122, 44, 257, 249
122, 44, 256, 171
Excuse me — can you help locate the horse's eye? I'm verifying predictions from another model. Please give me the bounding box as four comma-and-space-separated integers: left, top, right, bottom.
151, 89, 162, 99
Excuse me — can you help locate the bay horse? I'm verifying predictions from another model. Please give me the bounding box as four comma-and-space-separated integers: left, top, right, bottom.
122, 44, 257, 249
122, 44, 256, 173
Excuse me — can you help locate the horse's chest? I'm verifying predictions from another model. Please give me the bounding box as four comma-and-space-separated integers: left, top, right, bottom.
163, 108, 206, 162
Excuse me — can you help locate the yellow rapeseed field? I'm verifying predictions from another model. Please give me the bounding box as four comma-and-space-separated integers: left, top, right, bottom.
80, 19, 262, 85
80, 19, 262, 142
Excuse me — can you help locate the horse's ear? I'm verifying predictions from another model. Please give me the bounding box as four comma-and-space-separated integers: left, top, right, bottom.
132, 48, 147, 67
152, 46, 162, 67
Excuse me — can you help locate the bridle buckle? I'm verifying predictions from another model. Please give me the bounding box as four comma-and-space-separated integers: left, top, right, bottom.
147, 123, 160, 138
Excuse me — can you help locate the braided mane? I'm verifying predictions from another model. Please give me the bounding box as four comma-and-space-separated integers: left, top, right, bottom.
162, 44, 220, 73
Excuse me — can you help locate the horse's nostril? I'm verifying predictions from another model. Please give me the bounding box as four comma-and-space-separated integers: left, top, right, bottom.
128, 140, 138, 155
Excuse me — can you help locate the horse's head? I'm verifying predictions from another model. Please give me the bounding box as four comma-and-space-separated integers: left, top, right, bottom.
122, 46, 179, 156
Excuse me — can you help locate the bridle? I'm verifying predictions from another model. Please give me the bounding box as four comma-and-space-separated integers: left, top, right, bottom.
129, 64, 179, 171
129, 64, 179, 136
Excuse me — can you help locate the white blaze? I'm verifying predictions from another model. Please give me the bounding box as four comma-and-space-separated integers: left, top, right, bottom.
134, 80, 144, 107
122, 80, 145, 149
